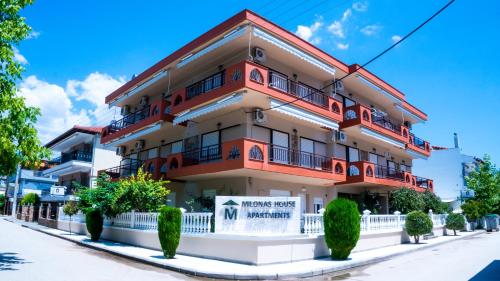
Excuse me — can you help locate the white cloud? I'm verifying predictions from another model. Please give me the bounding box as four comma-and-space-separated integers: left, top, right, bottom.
360, 24, 383, 36
391, 35, 402, 43
352, 1, 369, 12
295, 19, 323, 44
336, 43, 349, 50
27, 30, 41, 39
18, 73, 125, 144
341, 9, 352, 22
13, 47, 28, 65
328, 21, 345, 38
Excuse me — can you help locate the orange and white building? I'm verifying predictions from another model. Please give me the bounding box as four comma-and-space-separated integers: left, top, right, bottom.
99, 10, 433, 214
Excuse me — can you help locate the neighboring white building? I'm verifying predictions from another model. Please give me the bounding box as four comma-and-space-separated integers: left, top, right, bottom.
42, 126, 122, 195
413, 133, 480, 210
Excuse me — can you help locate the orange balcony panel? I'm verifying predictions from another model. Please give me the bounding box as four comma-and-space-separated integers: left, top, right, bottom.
339, 161, 412, 188
101, 99, 173, 144
407, 135, 431, 157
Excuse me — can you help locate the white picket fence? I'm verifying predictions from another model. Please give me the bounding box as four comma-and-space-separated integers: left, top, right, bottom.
58, 207, 212, 234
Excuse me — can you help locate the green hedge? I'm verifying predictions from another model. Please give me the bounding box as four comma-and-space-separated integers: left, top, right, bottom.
445, 213, 465, 236
405, 211, 433, 243
21, 193, 40, 205
157, 206, 182, 258
324, 199, 360, 260
86, 209, 104, 241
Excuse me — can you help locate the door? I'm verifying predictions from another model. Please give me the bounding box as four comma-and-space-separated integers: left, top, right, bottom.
298, 193, 307, 214
387, 160, 396, 177
201, 131, 220, 161
300, 138, 314, 168
348, 147, 359, 162
369, 153, 378, 164
271, 130, 289, 164
313, 197, 324, 213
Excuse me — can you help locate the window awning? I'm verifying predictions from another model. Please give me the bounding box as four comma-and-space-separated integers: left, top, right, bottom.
360, 127, 405, 149
110, 70, 168, 107
395, 104, 425, 123
173, 92, 244, 125
270, 99, 339, 130
253, 27, 336, 75
356, 74, 401, 104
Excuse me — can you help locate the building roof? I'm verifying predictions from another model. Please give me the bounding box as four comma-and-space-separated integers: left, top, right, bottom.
432, 145, 450, 150
45, 125, 103, 148
102, 9, 427, 120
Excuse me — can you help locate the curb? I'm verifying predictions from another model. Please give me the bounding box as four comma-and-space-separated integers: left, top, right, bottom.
7, 218, 486, 280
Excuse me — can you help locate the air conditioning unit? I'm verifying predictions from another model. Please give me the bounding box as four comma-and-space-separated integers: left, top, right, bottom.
333, 80, 345, 94
253, 108, 267, 124
253, 47, 266, 63
139, 95, 149, 107
116, 146, 126, 156
338, 131, 347, 143
384, 151, 392, 158
120, 105, 130, 116
134, 140, 145, 150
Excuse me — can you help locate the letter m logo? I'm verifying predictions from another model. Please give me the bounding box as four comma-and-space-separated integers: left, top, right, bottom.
224, 208, 238, 220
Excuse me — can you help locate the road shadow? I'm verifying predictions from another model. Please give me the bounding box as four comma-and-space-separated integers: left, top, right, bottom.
0, 252, 29, 271
470, 260, 500, 280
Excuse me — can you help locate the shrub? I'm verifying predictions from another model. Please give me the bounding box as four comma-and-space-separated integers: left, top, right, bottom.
324, 199, 360, 260
63, 201, 79, 234
390, 187, 424, 214
157, 206, 182, 258
0, 194, 5, 210
422, 190, 448, 213
21, 193, 40, 206
77, 174, 118, 217
405, 211, 433, 243
86, 209, 104, 241
445, 213, 465, 236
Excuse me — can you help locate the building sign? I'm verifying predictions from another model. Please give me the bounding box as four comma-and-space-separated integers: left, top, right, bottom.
22, 188, 42, 196
214, 196, 301, 235
50, 186, 66, 196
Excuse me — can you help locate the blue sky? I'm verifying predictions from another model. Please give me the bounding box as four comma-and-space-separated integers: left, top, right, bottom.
16, 0, 499, 164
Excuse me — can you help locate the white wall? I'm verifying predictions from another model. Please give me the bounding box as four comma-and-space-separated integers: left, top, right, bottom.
91, 135, 122, 184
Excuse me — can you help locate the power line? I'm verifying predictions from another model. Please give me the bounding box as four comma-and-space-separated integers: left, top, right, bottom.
246, 0, 456, 114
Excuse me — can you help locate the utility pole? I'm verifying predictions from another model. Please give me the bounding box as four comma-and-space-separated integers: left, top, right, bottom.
11, 163, 21, 218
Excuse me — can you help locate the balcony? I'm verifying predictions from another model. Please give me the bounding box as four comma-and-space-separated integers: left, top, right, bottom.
339, 161, 433, 192
161, 138, 346, 185
102, 159, 143, 180
42, 150, 93, 177
171, 60, 343, 123
50, 150, 93, 165
407, 133, 431, 157
101, 98, 173, 144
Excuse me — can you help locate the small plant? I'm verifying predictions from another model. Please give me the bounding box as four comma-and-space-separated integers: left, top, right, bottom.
461, 200, 487, 231
405, 211, 433, 243
323, 199, 360, 260
445, 213, 465, 235
63, 201, 79, 234
86, 209, 104, 241
157, 206, 182, 258
390, 187, 424, 214
21, 193, 40, 206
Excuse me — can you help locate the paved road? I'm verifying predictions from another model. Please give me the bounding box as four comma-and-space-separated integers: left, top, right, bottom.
305, 231, 500, 281
0, 218, 194, 281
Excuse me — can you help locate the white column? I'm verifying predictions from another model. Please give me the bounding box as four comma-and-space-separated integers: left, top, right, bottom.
394, 211, 401, 228
363, 210, 371, 231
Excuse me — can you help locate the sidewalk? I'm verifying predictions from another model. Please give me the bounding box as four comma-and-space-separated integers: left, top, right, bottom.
5, 217, 485, 280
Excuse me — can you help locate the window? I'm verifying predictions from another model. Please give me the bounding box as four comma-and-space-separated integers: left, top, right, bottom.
348, 147, 359, 162
313, 197, 324, 213
334, 144, 347, 160
252, 125, 270, 143
271, 130, 289, 164
171, 141, 183, 154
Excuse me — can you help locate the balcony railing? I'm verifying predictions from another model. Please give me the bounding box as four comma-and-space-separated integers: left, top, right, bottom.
50, 150, 93, 164
107, 105, 151, 135
374, 164, 405, 181
269, 144, 332, 171
103, 159, 143, 179
371, 115, 402, 135
415, 176, 430, 188
410, 134, 426, 150
182, 144, 222, 167
268, 71, 328, 109
186, 70, 225, 101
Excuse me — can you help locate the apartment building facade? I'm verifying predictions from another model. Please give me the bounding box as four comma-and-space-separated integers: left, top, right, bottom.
99, 10, 433, 214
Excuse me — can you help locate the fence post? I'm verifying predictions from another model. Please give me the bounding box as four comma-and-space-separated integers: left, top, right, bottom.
428, 209, 433, 225
394, 211, 401, 228
363, 209, 371, 231
130, 210, 136, 229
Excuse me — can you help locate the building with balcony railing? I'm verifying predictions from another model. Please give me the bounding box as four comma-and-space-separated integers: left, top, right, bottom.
99, 10, 433, 214
42, 125, 121, 193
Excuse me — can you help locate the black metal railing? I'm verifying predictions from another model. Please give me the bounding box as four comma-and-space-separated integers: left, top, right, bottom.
374, 164, 405, 181
269, 144, 332, 171
410, 134, 426, 150
371, 115, 402, 135
186, 70, 225, 101
182, 144, 222, 167
415, 176, 429, 188
50, 150, 93, 164
268, 71, 328, 108
104, 159, 143, 179
107, 105, 151, 135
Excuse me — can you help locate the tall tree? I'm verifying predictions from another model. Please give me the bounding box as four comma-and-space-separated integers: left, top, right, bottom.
0, 0, 50, 177
465, 155, 500, 213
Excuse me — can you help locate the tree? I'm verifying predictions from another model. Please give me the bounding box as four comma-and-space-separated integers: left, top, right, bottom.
63, 201, 79, 234
20, 192, 39, 205
422, 190, 448, 214
157, 206, 182, 258
390, 187, 424, 214
76, 174, 119, 217
461, 200, 487, 231
405, 211, 433, 243
0, 194, 5, 212
445, 213, 465, 236
323, 199, 360, 260
465, 155, 500, 214
112, 169, 169, 213
0, 0, 50, 178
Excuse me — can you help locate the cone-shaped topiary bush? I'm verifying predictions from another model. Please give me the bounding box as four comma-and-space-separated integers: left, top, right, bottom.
158, 206, 182, 258
86, 209, 104, 241
405, 211, 433, 243
445, 213, 465, 236
324, 198, 360, 260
